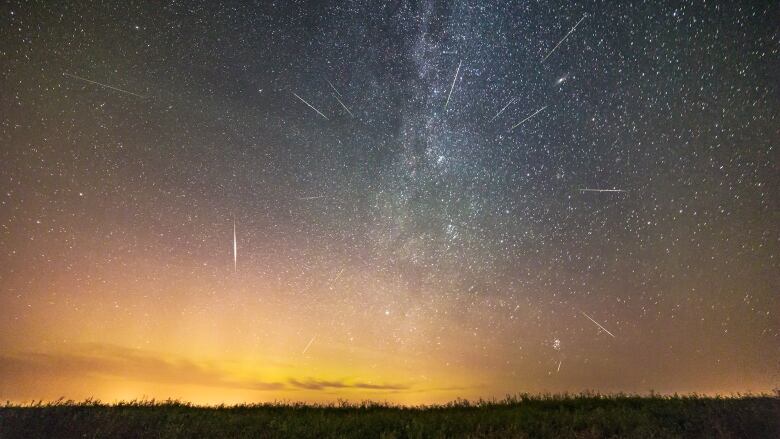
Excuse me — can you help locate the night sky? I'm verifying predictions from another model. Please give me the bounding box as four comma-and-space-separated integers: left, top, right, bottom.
1, 1, 777, 404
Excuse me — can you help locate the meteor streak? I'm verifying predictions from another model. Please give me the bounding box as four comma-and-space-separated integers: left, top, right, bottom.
233, 220, 237, 272
332, 93, 354, 117
488, 97, 516, 123
62, 72, 146, 98
580, 311, 616, 338
331, 268, 345, 283
325, 79, 342, 97
444, 60, 462, 110
579, 188, 628, 193
302, 336, 316, 354
510, 106, 548, 130
324, 79, 353, 116
292, 92, 329, 120
541, 15, 587, 63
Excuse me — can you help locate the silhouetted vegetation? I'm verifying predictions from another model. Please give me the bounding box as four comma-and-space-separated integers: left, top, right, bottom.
1, 393, 778, 438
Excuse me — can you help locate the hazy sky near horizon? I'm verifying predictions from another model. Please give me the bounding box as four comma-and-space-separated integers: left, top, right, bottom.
0, 1, 777, 405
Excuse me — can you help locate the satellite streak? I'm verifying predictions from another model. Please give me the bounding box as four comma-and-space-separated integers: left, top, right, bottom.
297, 195, 325, 200
579, 188, 628, 193
292, 92, 329, 120
488, 97, 515, 122
444, 60, 462, 110
62, 72, 146, 98
510, 106, 548, 130
541, 15, 587, 63
580, 311, 616, 338
233, 220, 237, 272
302, 336, 316, 354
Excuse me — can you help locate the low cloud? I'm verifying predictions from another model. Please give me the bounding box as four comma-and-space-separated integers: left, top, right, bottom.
0, 344, 284, 392
0, 344, 411, 395
288, 378, 409, 391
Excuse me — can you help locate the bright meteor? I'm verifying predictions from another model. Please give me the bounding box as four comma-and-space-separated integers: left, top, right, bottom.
444, 60, 462, 110
510, 106, 548, 130
580, 311, 616, 338
541, 14, 587, 63
579, 189, 628, 193
292, 92, 329, 120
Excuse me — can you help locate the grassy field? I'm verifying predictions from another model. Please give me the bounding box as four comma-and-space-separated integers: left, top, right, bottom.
1, 394, 778, 438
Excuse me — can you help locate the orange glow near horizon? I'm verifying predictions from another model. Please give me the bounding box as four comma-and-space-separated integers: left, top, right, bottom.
1, 259, 776, 405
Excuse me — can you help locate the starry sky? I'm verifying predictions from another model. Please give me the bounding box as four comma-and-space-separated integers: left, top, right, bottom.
1, 1, 778, 405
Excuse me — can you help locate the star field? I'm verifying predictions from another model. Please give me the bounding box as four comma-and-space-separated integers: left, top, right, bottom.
0, 1, 777, 404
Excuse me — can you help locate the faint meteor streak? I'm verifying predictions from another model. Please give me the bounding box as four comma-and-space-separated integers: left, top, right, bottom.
62, 72, 146, 98
331, 268, 345, 283
579, 188, 628, 193
302, 336, 316, 354
580, 311, 616, 338
444, 60, 462, 110
324, 80, 354, 117
292, 92, 329, 120
233, 220, 237, 272
557, 360, 562, 372
488, 97, 516, 122
541, 14, 587, 63
297, 195, 325, 200
510, 106, 548, 130
325, 79, 342, 97
332, 93, 354, 117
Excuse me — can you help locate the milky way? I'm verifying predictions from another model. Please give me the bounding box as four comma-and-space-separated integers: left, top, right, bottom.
0, 1, 777, 404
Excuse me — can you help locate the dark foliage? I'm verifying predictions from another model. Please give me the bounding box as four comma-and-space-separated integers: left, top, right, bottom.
1, 393, 779, 438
